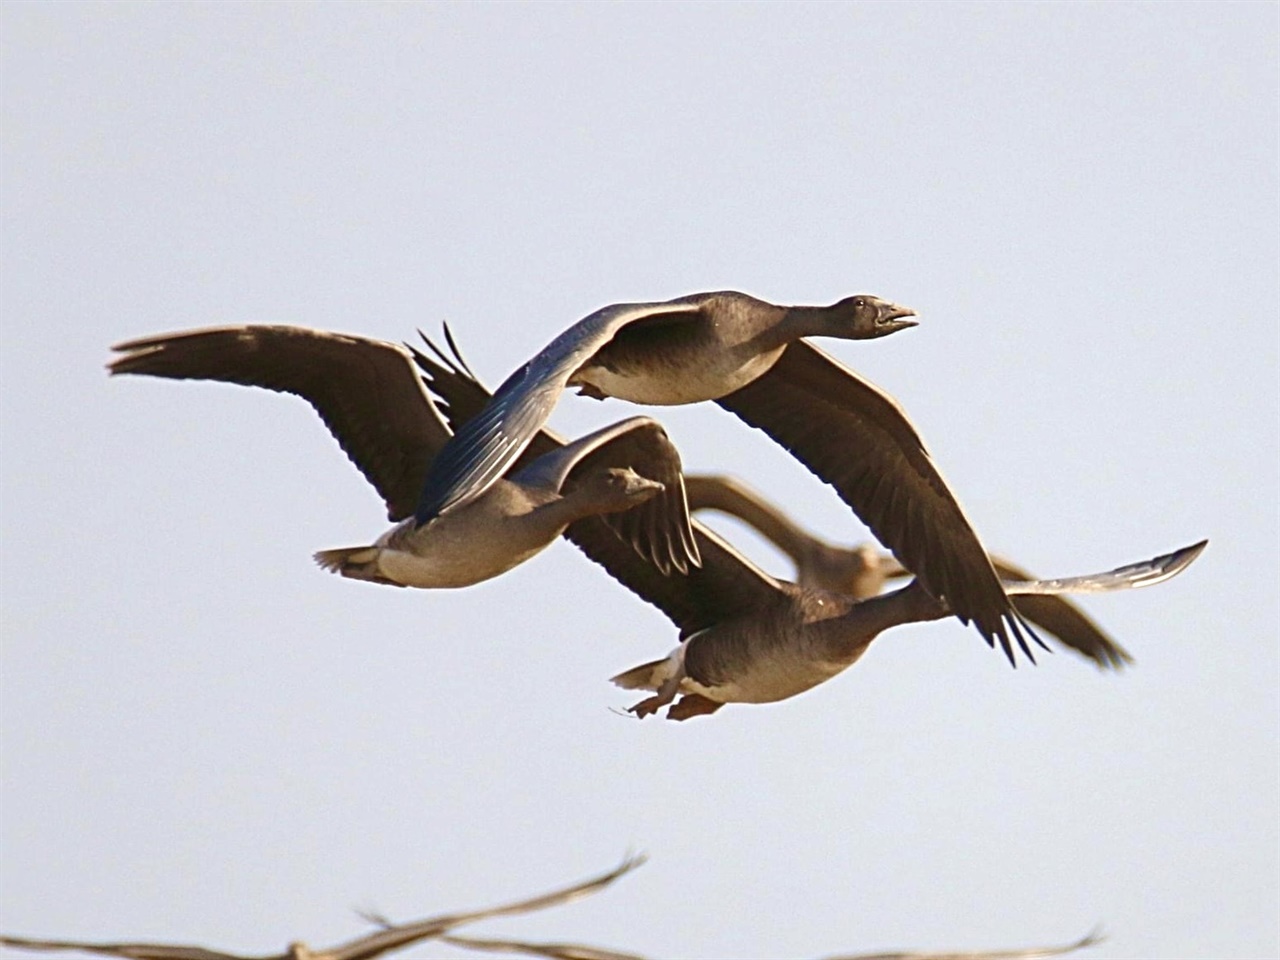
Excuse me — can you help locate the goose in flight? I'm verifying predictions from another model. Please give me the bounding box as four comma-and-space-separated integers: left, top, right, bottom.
685, 474, 1134, 668
0, 853, 1104, 960
0, 857, 646, 960
410, 330, 1206, 720
108, 326, 700, 588
608, 536, 1201, 720
410, 290, 1045, 665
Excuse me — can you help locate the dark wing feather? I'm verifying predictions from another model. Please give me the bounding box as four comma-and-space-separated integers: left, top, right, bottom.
413, 302, 706, 525
411, 331, 777, 638
552, 418, 701, 574
109, 326, 448, 521
563, 515, 782, 639
983, 557, 1133, 669
717, 340, 1038, 663
408, 334, 564, 474
887, 551, 1134, 669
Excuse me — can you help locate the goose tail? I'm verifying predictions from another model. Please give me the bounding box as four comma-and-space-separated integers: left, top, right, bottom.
313, 546, 402, 586
610, 658, 669, 692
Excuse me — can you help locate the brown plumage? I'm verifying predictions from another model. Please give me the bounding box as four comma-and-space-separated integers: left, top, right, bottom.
685, 474, 1134, 669
412, 330, 1206, 720
108, 325, 699, 586
412, 290, 1039, 664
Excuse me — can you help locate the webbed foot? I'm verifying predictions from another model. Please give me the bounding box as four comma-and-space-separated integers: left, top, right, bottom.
627, 695, 669, 719
668, 694, 724, 721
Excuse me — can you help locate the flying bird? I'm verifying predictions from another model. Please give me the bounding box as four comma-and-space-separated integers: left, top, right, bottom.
411, 331, 1205, 720
685, 474, 1134, 668
0, 854, 1103, 960
410, 290, 1044, 665
608, 539, 1201, 720
108, 326, 699, 588
0, 857, 645, 960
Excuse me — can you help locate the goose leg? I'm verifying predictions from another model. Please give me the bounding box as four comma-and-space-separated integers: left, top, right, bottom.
628, 672, 684, 718
668, 694, 724, 721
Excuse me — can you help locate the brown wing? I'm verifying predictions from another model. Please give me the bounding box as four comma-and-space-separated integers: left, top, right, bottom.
717, 340, 1037, 664
0, 860, 648, 960
109, 326, 450, 521
0, 936, 266, 960
563, 514, 783, 640
329, 857, 645, 960
828, 928, 1105, 960
986, 557, 1133, 669
410, 332, 780, 638
555, 418, 701, 574
413, 300, 709, 524
882, 550, 1131, 668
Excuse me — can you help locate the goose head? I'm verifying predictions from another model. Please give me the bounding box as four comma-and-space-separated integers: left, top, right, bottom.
582, 467, 666, 512
823, 294, 919, 339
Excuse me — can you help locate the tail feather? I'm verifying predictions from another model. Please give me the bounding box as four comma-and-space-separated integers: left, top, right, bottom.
313, 546, 403, 587
610, 658, 668, 691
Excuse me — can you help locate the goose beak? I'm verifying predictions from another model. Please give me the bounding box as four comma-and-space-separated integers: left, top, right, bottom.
626, 474, 666, 499
875, 301, 918, 333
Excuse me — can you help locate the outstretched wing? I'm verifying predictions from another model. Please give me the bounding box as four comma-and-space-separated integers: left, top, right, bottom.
413, 300, 705, 525
963, 556, 1129, 669
0, 937, 262, 960
411, 331, 780, 637
515, 417, 701, 574
1003, 541, 1207, 596
882, 552, 1134, 669
563, 514, 782, 640
110, 326, 449, 521
717, 339, 1040, 664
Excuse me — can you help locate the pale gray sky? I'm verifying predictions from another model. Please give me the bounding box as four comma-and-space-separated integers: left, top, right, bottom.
2, 4, 1276, 959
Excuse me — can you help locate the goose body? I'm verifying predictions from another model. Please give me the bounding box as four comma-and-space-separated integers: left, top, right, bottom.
415, 291, 914, 517
412, 290, 1048, 665
610, 540, 1206, 720
108, 325, 699, 588
412, 330, 1207, 720
313, 441, 666, 589
565, 295, 799, 405
320, 482, 566, 589
685, 474, 1135, 668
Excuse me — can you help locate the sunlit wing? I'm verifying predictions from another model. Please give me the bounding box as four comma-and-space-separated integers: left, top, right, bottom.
110, 326, 449, 521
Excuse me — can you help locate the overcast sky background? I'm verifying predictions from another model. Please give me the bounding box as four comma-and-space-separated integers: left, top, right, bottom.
2, 5, 1276, 959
